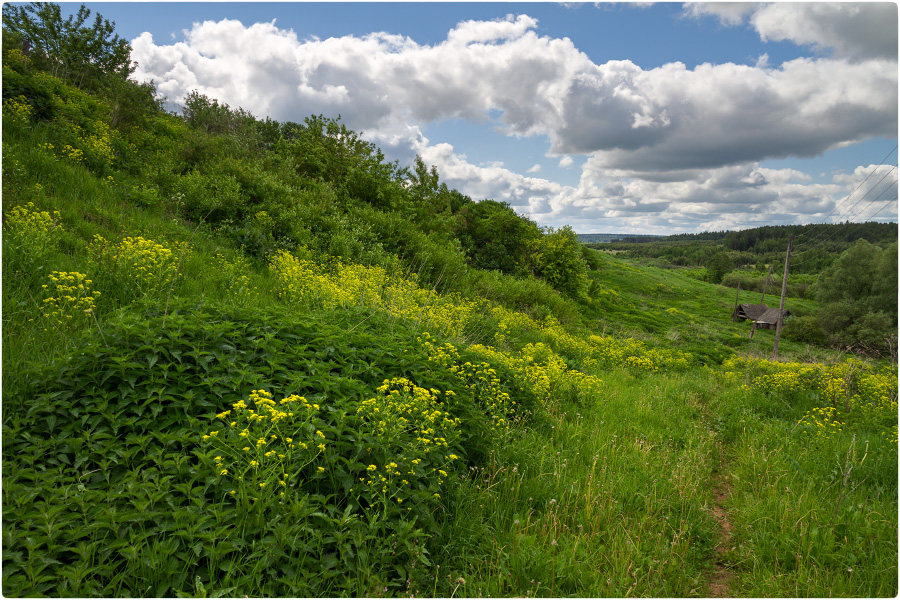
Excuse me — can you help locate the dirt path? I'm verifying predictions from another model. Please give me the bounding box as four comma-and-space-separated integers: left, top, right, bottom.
706, 443, 736, 598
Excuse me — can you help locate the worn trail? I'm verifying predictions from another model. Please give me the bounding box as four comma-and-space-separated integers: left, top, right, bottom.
707, 443, 736, 598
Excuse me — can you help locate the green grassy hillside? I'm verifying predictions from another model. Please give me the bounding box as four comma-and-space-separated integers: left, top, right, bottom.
2, 11, 897, 597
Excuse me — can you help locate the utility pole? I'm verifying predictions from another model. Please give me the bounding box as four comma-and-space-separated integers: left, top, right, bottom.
760, 265, 773, 305
772, 236, 794, 361
732, 282, 741, 322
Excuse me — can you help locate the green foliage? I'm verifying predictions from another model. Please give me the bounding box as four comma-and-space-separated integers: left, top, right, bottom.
2, 2, 134, 90
531, 225, 589, 299
408, 155, 470, 224
812, 240, 898, 352
2, 10, 897, 596
595, 222, 898, 276
2, 201, 65, 285
782, 314, 829, 346
706, 251, 733, 284
455, 199, 540, 275
3, 303, 502, 596
2, 43, 58, 121
274, 114, 404, 210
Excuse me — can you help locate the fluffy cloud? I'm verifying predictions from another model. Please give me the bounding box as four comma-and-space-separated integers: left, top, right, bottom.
129, 9, 897, 233
682, 3, 757, 26
570, 57, 896, 172
419, 142, 564, 217
686, 2, 898, 61
132, 14, 896, 170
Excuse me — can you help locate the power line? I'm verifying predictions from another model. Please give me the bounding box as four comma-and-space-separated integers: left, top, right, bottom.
794, 164, 897, 251
801, 168, 897, 246
794, 144, 897, 245
792, 190, 898, 266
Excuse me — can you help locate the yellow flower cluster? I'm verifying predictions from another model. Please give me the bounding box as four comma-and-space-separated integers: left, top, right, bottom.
78, 120, 116, 165
4, 48, 29, 66
35, 271, 100, 331
797, 405, 845, 440
726, 356, 898, 442
203, 389, 326, 504
723, 356, 823, 396
487, 306, 547, 348
417, 333, 518, 431
881, 425, 898, 445
356, 377, 461, 505
358, 377, 460, 452
5, 202, 63, 238
529, 316, 692, 374
471, 340, 602, 408
4, 202, 65, 269
62, 144, 84, 162
586, 334, 692, 373
269, 249, 483, 339
2, 95, 32, 126
270, 248, 695, 379
91, 234, 182, 296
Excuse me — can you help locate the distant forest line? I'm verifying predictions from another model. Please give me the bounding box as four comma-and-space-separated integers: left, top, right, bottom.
582, 221, 898, 276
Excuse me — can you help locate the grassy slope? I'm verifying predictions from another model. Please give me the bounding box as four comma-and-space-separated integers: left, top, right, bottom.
584, 249, 819, 362
3, 69, 896, 598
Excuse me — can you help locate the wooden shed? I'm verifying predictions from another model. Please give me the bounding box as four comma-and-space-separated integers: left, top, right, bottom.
752, 307, 791, 330
732, 303, 768, 322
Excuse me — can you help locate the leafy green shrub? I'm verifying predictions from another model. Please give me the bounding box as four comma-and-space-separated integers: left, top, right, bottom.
4, 302, 508, 596
1, 45, 57, 121
783, 314, 829, 346
812, 240, 898, 352
706, 251, 733, 284
531, 225, 588, 298
176, 168, 244, 223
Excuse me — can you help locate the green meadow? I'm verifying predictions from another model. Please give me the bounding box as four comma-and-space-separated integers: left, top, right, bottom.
2, 9, 897, 597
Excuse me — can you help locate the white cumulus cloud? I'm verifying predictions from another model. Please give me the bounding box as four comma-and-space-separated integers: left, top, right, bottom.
128, 9, 897, 233
685, 2, 898, 61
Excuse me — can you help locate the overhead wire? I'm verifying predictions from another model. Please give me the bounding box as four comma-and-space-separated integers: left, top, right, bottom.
788, 146, 899, 268
792, 184, 898, 267
794, 171, 898, 255
793, 144, 898, 246
794, 165, 897, 253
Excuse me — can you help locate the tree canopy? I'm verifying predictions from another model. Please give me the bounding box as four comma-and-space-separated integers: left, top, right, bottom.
811, 239, 898, 352
2, 2, 134, 90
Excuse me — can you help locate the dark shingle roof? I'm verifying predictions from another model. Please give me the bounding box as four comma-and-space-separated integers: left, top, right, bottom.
733, 303, 768, 321
754, 307, 791, 326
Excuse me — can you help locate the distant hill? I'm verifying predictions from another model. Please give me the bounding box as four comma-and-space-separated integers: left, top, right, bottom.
577, 233, 663, 243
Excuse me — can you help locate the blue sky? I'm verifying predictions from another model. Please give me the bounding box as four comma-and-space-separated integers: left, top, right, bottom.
68, 2, 898, 234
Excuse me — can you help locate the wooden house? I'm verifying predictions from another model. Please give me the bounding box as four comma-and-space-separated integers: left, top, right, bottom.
732, 303, 768, 322
752, 307, 791, 330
